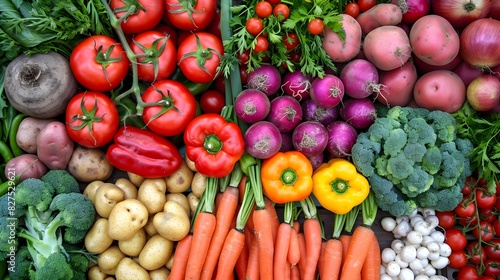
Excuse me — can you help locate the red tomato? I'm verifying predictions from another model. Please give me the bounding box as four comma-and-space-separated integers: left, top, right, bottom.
345, 2, 360, 18
165, 0, 216, 31
467, 241, 487, 265
130, 30, 177, 82
401, 0, 431, 24
65, 92, 119, 148
237, 50, 251, 65
494, 219, 500, 237
448, 249, 468, 269
455, 197, 476, 218
457, 265, 480, 280
177, 30, 192, 47
206, 11, 222, 39
273, 4, 290, 20
141, 80, 197, 136
476, 188, 497, 209
154, 24, 179, 46
307, 18, 324, 35
110, 0, 164, 34
254, 36, 269, 53
480, 207, 497, 224
463, 176, 477, 195
266, 0, 280, 5
240, 64, 249, 84
214, 75, 226, 94
435, 211, 456, 230
457, 215, 478, 227
484, 259, 500, 276
485, 239, 500, 259
255, 1, 273, 18
200, 90, 225, 114
445, 228, 468, 251
177, 32, 224, 84
473, 220, 496, 242
70, 35, 129, 92
246, 18, 264, 36
283, 33, 300, 50
357, 0, 376, 12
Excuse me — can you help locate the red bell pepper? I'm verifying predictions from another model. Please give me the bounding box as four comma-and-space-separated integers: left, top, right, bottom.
184, 113, 245, 178
106, 126, 182, 178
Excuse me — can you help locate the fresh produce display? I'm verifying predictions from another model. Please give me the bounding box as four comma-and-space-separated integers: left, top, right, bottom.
0, 0, 499, 279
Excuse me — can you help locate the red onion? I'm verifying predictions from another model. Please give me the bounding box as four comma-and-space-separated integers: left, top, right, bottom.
307, 153, 324, 170
395, 0, 431, 25
339, 98, 377, 130
280, 132, 294, 152
292, 121, 329, 157
466, 74, 500, 112
488, 0, 500, 20
244, 121, 282, 159
234, 89, 271, 124
281, 70, 313, 102
459, 18, 500, 70
326, 121, 358, 158
266, 95, 303, 133
452, 60, 484, 86
310, 74, 345, 109
301, 98, 339, 126
340, 59, 381, 99
431, 0, 492, 29
246, 65, 282, 96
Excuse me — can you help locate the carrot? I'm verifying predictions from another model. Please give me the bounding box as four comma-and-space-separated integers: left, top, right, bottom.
321, 238, 343, 280
273, 222, 292, 280
201, 186, 240, 280
265, 197, 280, 242
290, 263, 301, 280
300, 197, 322, 280
339, 234, 351, 262
339, 225, 377, 280
360, 234, 381, 280
234, 237, 248, 280
166, 234, 192, 280
318, 240, 326, 278
287, 225, 301, 266
297, 232, 307, 279
246, 234, 260, 280
252, 207, 275, 280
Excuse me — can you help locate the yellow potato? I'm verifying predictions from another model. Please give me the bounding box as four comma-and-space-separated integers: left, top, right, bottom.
97, 246, 125, 275
137, 178, 167, 214
87, 265, 108, 280
85, 218, 114, 254
127, 172, 145, 187
114, 178, 138, 200
164, 161, 194, 193
187, 192, 200, 217
108, 199, 149, 241
149, 267, 170, 280
118, 228, 147, 257
94, 183, 125, 218
143, 214, 158, 237
138, 234, 174, 270
153, 201, 190, 241
165, 193, 190, 217
83, 180, 105, 204
190, 172, 207, 198
115, 257, 150, 280
185, 155, 197, 172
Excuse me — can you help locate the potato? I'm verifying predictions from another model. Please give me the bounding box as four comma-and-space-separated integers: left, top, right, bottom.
4, 154, 48, 182
85, 218, 114, 254
97, 245, 126, 275
94, 183, 125, 218
153, 200, 190, 241
187, 192, 200, 216
118, 228, 147, 257
36, 121, 74, 169
185, 155, 197, 172
115, 257, 151, 280
128, 172, 145, 187
165, 193, 190, 217
143, 214, 158, 237
191, 172, 207, 198
137, 178, 167, 214
114, 178, 138, 199
108, 199, 149, 241
164, 161, 194, 193
377, 60, 418, 107
68, 145, 113, 183
322, 14, 362, 63
84, 180, 105, 203
363, 26, 411, 71
138, 234, 174, 270
413, 70, 466, 113
16, 117, 56, 154
149, 267, 170, 280
87, 265, 108, 280
165, 253, 174, 270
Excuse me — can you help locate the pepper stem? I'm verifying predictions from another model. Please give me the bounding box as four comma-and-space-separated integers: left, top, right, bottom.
203, 134, 222, 154
330, 178, 349, 194
280, 168, 298, 186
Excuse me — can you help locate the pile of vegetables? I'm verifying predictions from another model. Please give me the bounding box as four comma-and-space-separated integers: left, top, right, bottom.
0, 0, 499, 278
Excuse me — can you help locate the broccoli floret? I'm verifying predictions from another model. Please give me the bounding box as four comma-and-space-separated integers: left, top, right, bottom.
369, 174, 417, 217
421, 146, 443, 175
41, 170, 80, 195
0, 217, 17, 260
32, 252, 73, 280
403, 142, 427, 163
456, 137, 474, 158
15, 179, 53, 212
351, 133, 381, 177
398, 166, 434, 198
405, 118, 437, 146
427, 110, 457, 143
384, 128, 408, 158
8, 246, 34, 280
367, 117, 401, 142
437, 142, 466, 188
387, 153, 413, 181
416, 182, 464, 212
375, 157, 389, 177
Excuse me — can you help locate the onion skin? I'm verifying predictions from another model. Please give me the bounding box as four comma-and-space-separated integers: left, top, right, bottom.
280, 132, 294, 152
267, 95, 303, 133
292, 121, 329, 157
282, 70, 313, 102
244, 121, 282, 159
301, 98, 339, 126
234, 89, 271, 124
326, 121, 358, 158
340, 59, 381, 99
396, 0, 431, 25
459, 18, 500, 70
466, 74, 500, 112
452, 60, 484, 86
246, 65, 282, 96
431, 0, 492, 29
310, 74, 345, 109
339, 98, 377, 130
488, 0, 500, 19
307, 153, 324, 170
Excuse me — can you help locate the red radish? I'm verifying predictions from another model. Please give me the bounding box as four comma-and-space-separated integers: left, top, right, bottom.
340, 59, 382, 99
326, 121, 358, 158
246, 65, 282, 96
339, 98, 377, 130
377, 60, 418, 107
459, 18, 500, 70
245, 121, 282, 159
307, 153, 324, 170
452, 60, 484, 86
466, 74, 500, 112
267, 95, 303, 133
281, 70, 313, 102
234, 89, 271, 124
302, 98, 340, 126
310, 74, 344, 109
432, 0, 492, 29
292, 121, 329, 157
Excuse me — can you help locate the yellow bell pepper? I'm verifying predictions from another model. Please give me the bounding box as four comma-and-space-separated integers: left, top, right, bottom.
312, 158, 370, 214
261, 151, 313, 204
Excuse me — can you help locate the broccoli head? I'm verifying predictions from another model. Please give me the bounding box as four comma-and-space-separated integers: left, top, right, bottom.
416, 182, 464, 212
14, 179, 53, 213
41, 170, 80, 195
403, 142, 427, 163
427, 109, 457, 143
383, 128, 407, 158
369, 174, 417, 217
398, 166, 434, 198
386, 153, 413, 181
351, 133, 381, 177
421, 146, 443, 175
0, 216, 17, 260
32, 252, 73, 280
405, 117, 436, 147
8, 246, 34, 280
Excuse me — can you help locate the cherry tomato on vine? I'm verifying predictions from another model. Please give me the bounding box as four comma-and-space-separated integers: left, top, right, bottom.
165, 0, 216, 31
246, 18, 264, 36
476, 188, 497, 209
479, 207, 497, 223
240, 64, 249, 84
445, 228, 468, 251
283, 33, 300, 50
448, 250, 468, 269
266, 0, 280, 5
254, 36, 269, 53
435, 211, 455, 230
214, 75, 225, 94
484, 259, 500, 277
457, 265, 480, 280
238, 49, 251, 64
110, 0, 164, 34
200, 90, 225, 114
255, 1, 273, 18
273, 4, 290, 21
454, 197, 476, 218
467, 241, 487, 265
65, 92, 119, 148
463, 176, 477, 195
494, 219, 500, 236
308, 18, 324, 35
485, 239, 500, 258
357, 0, 376, 12
472, 220, 495, 242
345, 2, 360, 18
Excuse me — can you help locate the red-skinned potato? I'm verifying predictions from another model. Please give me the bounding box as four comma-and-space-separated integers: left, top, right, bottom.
377, 60, 418, 107
4, 154, 48, 182
413, 70, 466, 113
322, 14, 362, 63
36, 121, 74, 169
16, 117, 56, 154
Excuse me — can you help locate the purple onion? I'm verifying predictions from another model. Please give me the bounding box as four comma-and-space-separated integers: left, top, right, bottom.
246, 65, 282, 96
310, 74, 345, 109
244, 121, 282, 159
281, 70, 313, 102
280, 132, 294, 152
339, 98, 377, 130
267, 95, 303, 133
307, 152, 325, 170
302, 98, 339, 126
234, 89, 271, 124
340, 59, 381, 99
326, 121, 358, 158
292, 121, 329, 157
